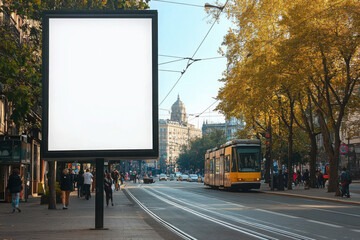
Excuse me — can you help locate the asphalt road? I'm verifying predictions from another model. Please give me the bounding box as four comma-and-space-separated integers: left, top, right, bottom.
126, 180, 360, 240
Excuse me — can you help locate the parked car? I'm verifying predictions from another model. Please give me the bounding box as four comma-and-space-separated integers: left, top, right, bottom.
187, 174, 199, 182
169, 174, 175, 181
179, 174, 189, 181
159, 173, 168, 181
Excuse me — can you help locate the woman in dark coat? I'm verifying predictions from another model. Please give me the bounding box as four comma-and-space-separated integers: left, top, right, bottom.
104, 173, 114, 206
60, 169, 73, 209
6, 168, 22, 213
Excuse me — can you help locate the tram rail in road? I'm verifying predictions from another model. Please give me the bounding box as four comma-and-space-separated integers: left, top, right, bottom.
125, 185, 316, 240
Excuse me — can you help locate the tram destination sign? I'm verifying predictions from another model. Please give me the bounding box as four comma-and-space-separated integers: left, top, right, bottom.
42, 10, 158, 161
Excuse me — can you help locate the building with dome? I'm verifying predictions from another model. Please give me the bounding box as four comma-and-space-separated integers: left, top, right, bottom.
171, 95, 188, 124
157, 96, 202, 173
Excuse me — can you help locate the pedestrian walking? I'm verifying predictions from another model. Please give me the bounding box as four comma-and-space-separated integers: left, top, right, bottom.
75, 171, 84, 198
6, 168, 22, 213
104, 173, 114, 206
113, 170, 120, 191
296, 171, 302, 186
120, 172, 124, 185
91, 170, 96, 193
60, 169, 73, 209
303, 169, 310, 189
277, 170, 285, 191
340, 167, 351, 198
83, 169, 93, 200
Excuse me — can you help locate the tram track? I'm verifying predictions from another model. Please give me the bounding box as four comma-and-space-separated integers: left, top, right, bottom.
146, 187, 315, 240
125, 187, 197, 240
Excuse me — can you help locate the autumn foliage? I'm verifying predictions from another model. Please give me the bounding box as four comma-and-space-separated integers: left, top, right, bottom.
215, 0, 360, 191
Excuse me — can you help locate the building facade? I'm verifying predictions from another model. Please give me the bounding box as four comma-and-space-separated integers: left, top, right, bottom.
0, 6, 43, 202
158, 96, 202, 173
202, 117, 244, 140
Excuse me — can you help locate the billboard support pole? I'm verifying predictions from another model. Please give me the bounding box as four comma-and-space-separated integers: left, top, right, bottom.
95, 158, 106, 230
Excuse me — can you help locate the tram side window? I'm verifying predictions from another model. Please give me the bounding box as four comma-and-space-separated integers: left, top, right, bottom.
212, 158, 216, 173
216, 158, 220, 174
225, 155, 230, 173
231, 148, 237, 172
209, 159, 213, 173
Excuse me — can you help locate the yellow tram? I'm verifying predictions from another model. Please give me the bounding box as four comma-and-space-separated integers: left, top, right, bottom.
204, 139, 261, 190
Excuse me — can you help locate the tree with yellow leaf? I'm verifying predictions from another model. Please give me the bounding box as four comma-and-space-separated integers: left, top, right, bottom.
216, 0, 360, 192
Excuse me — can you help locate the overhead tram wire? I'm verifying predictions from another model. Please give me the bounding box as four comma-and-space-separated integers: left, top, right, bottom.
159, 69, 183, 73
159, 0, 230, 106
151, 0, 204, 8
159, 56, 225, 65
188, 100, 219, 122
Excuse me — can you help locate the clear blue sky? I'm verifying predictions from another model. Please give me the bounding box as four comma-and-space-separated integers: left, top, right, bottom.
149, 0, 231, 129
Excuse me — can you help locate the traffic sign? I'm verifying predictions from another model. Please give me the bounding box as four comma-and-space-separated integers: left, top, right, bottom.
339, 144, 348, 154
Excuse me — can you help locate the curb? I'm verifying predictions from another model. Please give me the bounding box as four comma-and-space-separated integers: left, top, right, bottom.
260, 190, 360, 206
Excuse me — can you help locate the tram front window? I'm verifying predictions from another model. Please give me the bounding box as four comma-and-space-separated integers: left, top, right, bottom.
236, 148, 260, 172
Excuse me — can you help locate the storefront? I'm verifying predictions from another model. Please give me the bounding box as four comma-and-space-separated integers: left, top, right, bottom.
0, 136, 30, 202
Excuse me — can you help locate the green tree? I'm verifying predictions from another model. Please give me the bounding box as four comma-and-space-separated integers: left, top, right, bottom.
177, 129, 226, 173
0, 0, 149, 131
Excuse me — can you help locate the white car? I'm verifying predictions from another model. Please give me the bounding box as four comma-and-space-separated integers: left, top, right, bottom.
179, 175, 189, 181
187, 174, 199, 182
159, 174, 168, 181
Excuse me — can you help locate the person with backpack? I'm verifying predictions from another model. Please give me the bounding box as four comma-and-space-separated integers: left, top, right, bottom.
340, 167, 351, 198
6, 168, 22, 213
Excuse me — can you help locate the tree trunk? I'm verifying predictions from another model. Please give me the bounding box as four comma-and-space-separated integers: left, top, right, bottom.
264, 118, 272, 183
329, 132, 340, 192
317, 110, 339, 192
264, 146, 271, 183
287, 125, 293, 190
286, 98, 294, 190
48, 161, 56, 210
309, 134, 317, 188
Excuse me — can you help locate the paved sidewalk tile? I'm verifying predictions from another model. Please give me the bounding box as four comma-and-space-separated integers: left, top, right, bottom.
0, 188, 175, 240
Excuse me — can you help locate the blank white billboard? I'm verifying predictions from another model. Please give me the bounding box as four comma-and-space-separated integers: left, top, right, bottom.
47, 17, 153, 152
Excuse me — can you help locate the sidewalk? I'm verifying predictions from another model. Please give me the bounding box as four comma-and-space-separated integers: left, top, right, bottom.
259, 181, 360, 205
0, 184, 180, 240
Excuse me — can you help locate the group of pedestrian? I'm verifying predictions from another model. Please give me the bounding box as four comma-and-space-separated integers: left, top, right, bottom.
60, 168, 121, 209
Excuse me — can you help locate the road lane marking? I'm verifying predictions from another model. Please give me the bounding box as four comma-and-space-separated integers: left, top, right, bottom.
305, 207, 360, 218
255, 209, 300, 219
149, 188, 314, 240
306, 220, 342, 228
125, 187, 197, 240
141, 188, 282, 240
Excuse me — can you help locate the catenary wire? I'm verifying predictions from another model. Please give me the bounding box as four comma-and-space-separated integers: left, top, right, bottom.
159, 0, 229, 106
188, 100, 219, 122
152, 0, 204, 8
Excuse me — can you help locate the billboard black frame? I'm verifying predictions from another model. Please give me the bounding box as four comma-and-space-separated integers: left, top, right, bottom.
41, 10, 158, 161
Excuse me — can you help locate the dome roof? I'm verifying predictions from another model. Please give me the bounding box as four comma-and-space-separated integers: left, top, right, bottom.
172, 94, 185, 110
170, 95, 187, 123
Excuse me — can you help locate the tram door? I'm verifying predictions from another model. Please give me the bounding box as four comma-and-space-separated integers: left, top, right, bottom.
219, 149, 225, 186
